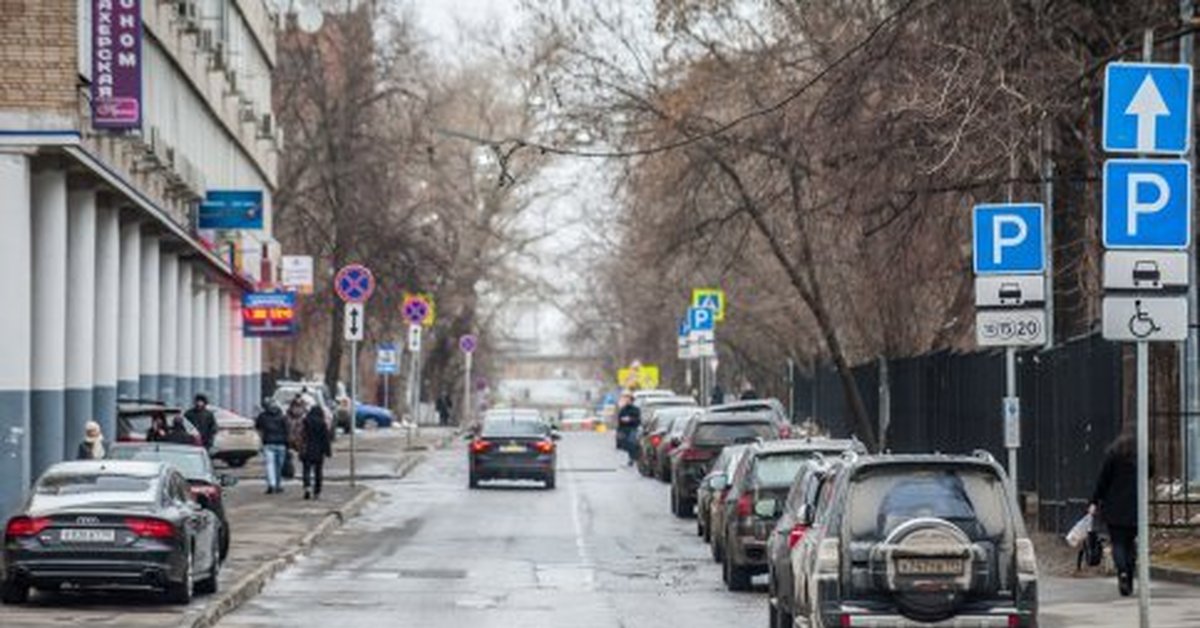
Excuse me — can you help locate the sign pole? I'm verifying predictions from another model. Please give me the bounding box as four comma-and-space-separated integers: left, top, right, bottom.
1005, 347, 1018, 493
463, 351, 472, 428
349, 339, 357, 488
1137, 340, 1151, 628
1181, 0, 1200, 491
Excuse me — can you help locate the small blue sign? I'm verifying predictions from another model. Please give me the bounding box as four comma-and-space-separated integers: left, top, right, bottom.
972, 204, 1045, 275
376, 342, 399, 375
1103, 62, 1193, 154
1103, 159, 1192, 250
688, 306, 714, 332
677, 317, 691, 338
197, 190, 264, 230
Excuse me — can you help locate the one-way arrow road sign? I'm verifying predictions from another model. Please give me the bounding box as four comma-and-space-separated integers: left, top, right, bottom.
344, 303, 364, 342
1104, 62, 1193, 154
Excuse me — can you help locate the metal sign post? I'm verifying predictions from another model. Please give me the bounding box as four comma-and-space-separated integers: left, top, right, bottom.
1100, 43, 1195, 628
335, 264, 373, 490
460, 335, 477, 427
972, 203, 1048, 495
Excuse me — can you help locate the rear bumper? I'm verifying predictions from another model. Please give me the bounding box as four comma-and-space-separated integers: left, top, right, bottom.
5, 554, 183, 588
729, 537, 768, 569
821, 606, 1036, 628
473, 455, 555, 479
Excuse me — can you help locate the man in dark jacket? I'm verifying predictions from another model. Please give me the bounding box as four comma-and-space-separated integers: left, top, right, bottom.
256, 400, 290, 494
300, 399, 332, 500
1089, 429, 1151, 597
436, 393, 453, 426
185, 394, 218, 450
615, 392, 641, 466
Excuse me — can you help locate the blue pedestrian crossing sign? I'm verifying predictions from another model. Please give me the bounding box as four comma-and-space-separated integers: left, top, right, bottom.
972, 204, 1045, 275
1103, 62, 1193, 154
678, 317, 691, 338
687, 306, 714, 332
1103, 159, 1192, 249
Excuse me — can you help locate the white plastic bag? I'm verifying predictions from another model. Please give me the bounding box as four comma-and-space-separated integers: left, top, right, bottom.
1065, 513, 1093, 548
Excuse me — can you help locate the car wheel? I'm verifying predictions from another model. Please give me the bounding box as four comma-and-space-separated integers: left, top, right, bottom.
165, 547, 194, 605
0, 580, 29, 605
696, 517, 704, 537
219, 525, 230, 561
468, 471, 480, 489
545, 474, 556, 490
363, 418, 379, 430
711, 534, 724, 562
225, 457, 248, 468
776, 605, 793, 628
726, 554, 752, 592
195, 539, 220, 596
769, 598, 780, 628
679, 498, 695, 519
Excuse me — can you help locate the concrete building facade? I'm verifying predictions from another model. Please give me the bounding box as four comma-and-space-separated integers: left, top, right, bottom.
0, 0, 280, 517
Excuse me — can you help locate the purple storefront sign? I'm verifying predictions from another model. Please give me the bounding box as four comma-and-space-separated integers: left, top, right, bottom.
92, 0, 142, 130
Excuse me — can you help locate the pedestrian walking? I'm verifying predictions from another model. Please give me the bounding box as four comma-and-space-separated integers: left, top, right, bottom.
710, 383, 725, 406
146, 413, 170, 442
615, 392, 641, 466
301, 397, 332, 500
256, 398, 290, 494
185, 393, 218, 450
75, 421, 105, 460
1089, 427, 1152, 597
436, 392, 453, 426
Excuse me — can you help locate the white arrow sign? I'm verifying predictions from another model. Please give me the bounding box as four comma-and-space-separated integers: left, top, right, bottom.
1126, 75, 1169, 153
344, 303, 364, 342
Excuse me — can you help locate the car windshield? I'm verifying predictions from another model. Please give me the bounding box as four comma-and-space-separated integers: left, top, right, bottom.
694, 421, 775, 446
482, 419, 547, 438
754, 452, 824, 487
123, 413, 183, 434
109, 448, 210, 478
847, 466, 1010, 541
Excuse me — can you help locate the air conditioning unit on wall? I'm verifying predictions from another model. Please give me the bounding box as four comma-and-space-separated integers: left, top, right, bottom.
257, 113, 274, 140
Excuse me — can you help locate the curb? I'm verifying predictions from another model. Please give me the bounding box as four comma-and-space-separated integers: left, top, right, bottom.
179, 450, 430, 628
1151, 564, 1200, 587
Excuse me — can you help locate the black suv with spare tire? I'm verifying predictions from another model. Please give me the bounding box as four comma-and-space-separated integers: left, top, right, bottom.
793, 452, 1037, 628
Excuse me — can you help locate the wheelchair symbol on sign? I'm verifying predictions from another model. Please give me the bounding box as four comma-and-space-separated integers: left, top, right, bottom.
1128, 300, 1162, 339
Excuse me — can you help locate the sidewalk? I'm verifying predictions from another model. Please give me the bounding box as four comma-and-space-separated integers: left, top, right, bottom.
0, 426, 457, 628
181, 426, 457, 628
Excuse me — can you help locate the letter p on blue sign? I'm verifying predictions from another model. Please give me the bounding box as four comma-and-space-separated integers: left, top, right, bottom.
973, 204, 1045, 275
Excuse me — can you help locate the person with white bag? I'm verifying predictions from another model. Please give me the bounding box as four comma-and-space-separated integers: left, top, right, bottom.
1087, 428, 1150, 597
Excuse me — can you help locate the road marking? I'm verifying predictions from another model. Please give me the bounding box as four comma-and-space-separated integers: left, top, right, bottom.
564, 448, 596, 590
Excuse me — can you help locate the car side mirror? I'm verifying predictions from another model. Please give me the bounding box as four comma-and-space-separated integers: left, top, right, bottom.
462, 432, 475, 441
550, 431, 562, 441
755, 498, 779, 519
218, 475, 238, 488
708, 475, 728, 491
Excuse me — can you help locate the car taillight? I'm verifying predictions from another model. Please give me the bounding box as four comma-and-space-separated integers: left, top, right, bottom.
779, 425, 791, 438
190, 484, 220, 500
470, 439, 492, 454
787, 523, 809, 549
534, 440, 555, 454
5, 516, 51, 538
1008, 616, 1021, 628
649, 434, 662, 448
840, 615, 853, 628
736, 494, 752, 518
125, 517, 174, 538
815, 537, 840, 575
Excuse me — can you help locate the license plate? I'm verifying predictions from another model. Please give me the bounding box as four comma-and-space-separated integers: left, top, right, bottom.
499, 444, 526, 453
60, 528, 116, 543
896, 558, 962, 575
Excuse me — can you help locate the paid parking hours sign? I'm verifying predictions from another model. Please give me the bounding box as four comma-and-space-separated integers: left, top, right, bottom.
972, 204, 1046, 347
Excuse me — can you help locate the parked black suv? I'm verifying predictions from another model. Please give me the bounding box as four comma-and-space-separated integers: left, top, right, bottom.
791, 452, 1037, 628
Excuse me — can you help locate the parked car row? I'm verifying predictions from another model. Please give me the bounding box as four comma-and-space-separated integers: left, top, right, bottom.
2, 400, 247, 606
629, 396, 1040, 628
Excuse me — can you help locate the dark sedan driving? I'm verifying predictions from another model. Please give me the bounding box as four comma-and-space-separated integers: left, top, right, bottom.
468, 413, 560, 489
2, 460, 222, 605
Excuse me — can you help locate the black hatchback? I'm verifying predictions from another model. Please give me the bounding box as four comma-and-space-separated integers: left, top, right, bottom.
468, 415, 560, 489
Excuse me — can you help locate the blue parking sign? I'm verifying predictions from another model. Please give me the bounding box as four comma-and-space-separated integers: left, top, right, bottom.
688, 306, 714, 332
1103, 159, 1192, 249
1103, 62, 1193, 154
972, 204, 1045, 275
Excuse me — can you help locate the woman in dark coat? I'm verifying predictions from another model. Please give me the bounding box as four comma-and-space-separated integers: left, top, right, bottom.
1089, 428, 1150, 597
300, 401, 332, 500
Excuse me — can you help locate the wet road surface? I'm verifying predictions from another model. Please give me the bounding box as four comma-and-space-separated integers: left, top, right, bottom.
217, 432, 1200, 628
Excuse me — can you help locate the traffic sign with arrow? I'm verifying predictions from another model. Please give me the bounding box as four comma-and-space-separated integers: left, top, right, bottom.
344, 303, 364, 341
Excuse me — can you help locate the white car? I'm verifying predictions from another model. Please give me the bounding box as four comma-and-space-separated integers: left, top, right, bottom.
210, 407, 262, 468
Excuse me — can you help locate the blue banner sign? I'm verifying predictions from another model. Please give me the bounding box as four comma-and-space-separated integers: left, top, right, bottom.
199, 190, 264, 230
